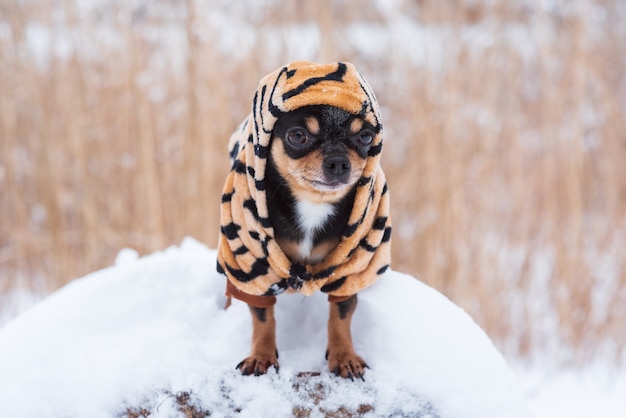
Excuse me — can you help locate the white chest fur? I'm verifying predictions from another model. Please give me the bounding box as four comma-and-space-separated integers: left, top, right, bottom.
294, 200, 335, 260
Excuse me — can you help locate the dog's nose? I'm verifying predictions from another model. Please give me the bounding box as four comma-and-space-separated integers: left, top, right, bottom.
323, 155, 351, 182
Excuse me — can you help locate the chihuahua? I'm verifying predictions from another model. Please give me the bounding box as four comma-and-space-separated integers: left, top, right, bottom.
217, 61, 391, 381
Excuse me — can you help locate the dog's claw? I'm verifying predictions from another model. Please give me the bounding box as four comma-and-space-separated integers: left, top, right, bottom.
236, 354, 279, 376
327, 350, 368, 381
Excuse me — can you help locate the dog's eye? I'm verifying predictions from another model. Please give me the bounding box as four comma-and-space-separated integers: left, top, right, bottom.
285, 128, 310, 147
354, 131, 374, 146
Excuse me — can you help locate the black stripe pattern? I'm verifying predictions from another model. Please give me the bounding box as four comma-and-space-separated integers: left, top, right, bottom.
217, 61, 391, 301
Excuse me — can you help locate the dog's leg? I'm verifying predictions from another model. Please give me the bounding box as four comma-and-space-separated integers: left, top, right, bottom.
236, 304, 279, 376
326, 295, 368, 380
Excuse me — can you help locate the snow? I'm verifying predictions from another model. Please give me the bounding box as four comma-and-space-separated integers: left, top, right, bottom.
0, 238, 529, 418
516, 362, 626, 418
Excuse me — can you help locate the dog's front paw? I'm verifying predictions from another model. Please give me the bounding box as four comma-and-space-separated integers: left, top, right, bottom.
326, 349, 369, 381
236, 351, 279, 376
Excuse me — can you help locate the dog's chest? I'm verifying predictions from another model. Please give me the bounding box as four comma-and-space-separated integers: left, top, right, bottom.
294, 200, 335, 261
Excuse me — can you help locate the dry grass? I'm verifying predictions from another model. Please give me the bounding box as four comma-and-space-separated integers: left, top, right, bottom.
1, 0, 625, 363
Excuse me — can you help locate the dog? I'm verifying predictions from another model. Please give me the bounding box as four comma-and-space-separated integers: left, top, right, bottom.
217, 62, 391, 381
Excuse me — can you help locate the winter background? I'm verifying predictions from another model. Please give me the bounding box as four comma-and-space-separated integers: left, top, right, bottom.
1, 0, 625, 416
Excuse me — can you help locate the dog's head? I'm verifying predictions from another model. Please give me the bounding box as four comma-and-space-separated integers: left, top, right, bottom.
268, 105, 378, 203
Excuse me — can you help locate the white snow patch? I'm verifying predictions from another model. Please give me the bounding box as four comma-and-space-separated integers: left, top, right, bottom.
114, 247, 140, 265
0, 238, 529, 417
515, 361, 626, 418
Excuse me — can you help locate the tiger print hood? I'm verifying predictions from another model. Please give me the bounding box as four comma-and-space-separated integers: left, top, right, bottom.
217, 61, 391, 304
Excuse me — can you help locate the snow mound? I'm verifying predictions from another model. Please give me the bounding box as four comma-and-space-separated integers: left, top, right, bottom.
0, 238, 530, 418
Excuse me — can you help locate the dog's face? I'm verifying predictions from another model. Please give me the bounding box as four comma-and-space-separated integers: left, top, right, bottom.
269, 105, 377, 203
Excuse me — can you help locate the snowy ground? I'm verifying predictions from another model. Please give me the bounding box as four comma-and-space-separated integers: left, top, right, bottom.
1, 239, 624, 417
516, 362, 626, 418
0, 238, 530, 418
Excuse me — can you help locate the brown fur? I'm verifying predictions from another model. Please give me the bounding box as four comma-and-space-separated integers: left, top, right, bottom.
236, 306, 279, 376
327, 296, 367, 380
304, 117, 320, 135
275, 236, 340, 265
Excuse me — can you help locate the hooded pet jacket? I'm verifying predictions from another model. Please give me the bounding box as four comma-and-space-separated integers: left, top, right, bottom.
217, 61, 391, 307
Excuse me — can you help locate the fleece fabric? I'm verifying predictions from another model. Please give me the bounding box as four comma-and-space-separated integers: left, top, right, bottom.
217, 61, 391, 307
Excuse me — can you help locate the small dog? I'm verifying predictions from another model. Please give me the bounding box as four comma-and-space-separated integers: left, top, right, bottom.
239, 105, 376, 379
217, 62, 391, 381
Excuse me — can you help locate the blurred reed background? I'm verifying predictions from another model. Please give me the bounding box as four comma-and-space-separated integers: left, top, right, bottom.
1, 0, 625, 364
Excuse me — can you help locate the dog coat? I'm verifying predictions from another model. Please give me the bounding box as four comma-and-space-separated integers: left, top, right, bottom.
217, 61, 392, 307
